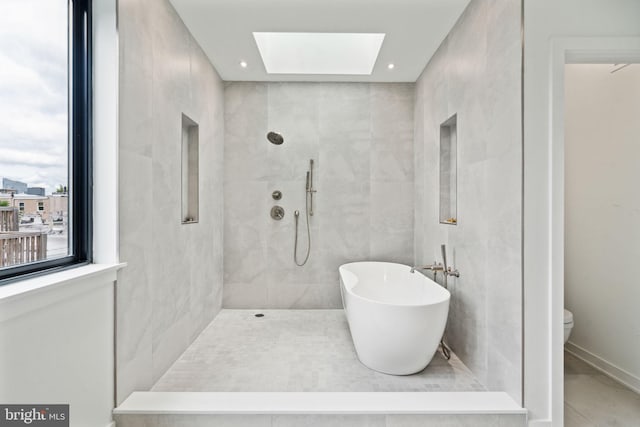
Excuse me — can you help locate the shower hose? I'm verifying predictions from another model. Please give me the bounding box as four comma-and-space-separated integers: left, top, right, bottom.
294, 191, 311, 266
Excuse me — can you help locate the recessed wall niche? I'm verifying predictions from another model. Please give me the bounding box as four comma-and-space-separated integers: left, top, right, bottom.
439, 114, 457, 225
181, 114, 199, 224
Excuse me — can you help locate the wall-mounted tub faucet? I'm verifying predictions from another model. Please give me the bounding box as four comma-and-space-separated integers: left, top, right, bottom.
410, 263, 444, 274
411, 245, 460, 283
410, 262, 444, 281
441, 244, 460, 278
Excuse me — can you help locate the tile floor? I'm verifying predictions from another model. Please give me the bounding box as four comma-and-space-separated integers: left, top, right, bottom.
152, 309, 485, 392
565, 351, 640, 426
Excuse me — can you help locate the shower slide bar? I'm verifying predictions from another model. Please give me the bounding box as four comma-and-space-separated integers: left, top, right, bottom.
306, 159, 316, 216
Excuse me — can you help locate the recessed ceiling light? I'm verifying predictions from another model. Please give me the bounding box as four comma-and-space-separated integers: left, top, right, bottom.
253, 32, 385, 75
387, 63, 395, 70
240, 61, 248, 68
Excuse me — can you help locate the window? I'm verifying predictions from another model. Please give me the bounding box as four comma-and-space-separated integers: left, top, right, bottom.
0, 0, 92, 280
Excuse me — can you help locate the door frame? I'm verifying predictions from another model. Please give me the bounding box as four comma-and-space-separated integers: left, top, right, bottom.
530, 36, 640, 426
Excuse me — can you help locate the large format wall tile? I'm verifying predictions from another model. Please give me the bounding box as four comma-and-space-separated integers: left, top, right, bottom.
413, 0, 522, 403
224, 83, 414, 308
117, 0, 225, 404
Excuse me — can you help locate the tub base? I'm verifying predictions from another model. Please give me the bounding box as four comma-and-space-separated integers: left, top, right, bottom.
355, 352, 436, 376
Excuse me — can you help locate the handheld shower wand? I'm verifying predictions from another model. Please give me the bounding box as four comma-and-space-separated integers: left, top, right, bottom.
294, 159, 316, 266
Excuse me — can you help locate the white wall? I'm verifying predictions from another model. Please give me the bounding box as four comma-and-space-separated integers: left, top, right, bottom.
564, 63, 640, 386
0, 270, 116, 427
116, 0, 225, 404
523, 1, 640, 425
223, 82, 414, 308
414, 0, 522, 402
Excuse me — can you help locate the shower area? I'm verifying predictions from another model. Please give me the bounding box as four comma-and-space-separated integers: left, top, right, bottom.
222, 82, 414, 310
149, 82, 483, 393
114, 0, 525, 424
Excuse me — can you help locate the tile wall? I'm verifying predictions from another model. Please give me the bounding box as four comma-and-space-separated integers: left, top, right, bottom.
116, 0, 225, 403
223, 83, 414, 308
413, 0, 523, 402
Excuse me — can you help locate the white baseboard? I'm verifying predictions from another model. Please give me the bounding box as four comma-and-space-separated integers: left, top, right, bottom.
565, 342, 640, 394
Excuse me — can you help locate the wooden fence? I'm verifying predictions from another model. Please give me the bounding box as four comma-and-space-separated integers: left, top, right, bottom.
0, 207, 19, 232
0, 232, 48, 268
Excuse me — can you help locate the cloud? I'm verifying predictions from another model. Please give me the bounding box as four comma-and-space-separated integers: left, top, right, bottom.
0, 0, 68, 194
0, 148, 65, 168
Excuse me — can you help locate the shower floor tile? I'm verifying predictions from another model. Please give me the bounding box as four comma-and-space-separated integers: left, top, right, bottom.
151, 309, 485, 392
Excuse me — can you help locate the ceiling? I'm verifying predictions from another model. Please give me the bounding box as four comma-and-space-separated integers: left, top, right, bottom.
168, 0, 471, 82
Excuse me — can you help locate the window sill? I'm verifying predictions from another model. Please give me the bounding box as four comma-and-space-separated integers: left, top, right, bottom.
0, 263, 125, 322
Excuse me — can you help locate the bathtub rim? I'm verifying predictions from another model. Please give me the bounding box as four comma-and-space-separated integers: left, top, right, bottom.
339, 261, 451, 308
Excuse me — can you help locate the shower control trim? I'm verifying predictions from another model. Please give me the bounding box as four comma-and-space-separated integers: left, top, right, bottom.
272, 190, 282, 200
270, 206, 285, 220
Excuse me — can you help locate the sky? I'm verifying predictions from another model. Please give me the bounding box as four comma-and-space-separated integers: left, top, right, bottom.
0, 0, 68, 195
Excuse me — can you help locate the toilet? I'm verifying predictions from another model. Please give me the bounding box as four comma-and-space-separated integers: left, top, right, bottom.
564, 309, 574, 344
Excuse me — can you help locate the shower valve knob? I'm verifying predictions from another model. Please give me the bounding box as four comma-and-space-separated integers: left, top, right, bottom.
270, 205, 285, 220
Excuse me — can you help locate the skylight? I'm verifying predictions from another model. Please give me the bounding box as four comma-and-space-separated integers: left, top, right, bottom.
253, 32, 385, 75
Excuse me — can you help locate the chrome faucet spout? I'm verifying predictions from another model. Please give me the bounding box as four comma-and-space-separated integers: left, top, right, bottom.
410, 263, 444, 274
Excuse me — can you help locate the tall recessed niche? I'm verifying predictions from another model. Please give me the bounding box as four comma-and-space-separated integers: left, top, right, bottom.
181, 114, 199, 224
439, 114, 457, 225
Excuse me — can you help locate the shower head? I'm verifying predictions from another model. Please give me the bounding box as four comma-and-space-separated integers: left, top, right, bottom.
267, 131, 284, 145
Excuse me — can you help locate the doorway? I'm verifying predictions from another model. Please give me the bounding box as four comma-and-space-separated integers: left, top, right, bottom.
563, 63, 640, 426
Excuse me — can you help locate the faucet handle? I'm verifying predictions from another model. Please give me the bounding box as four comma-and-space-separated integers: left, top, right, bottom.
445, 267, 460, 278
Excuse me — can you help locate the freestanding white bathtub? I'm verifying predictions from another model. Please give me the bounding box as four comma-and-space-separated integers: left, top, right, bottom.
339, 261, 450, 375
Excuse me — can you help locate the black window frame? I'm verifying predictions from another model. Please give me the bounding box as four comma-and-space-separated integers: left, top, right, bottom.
0, 0, 93, 283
